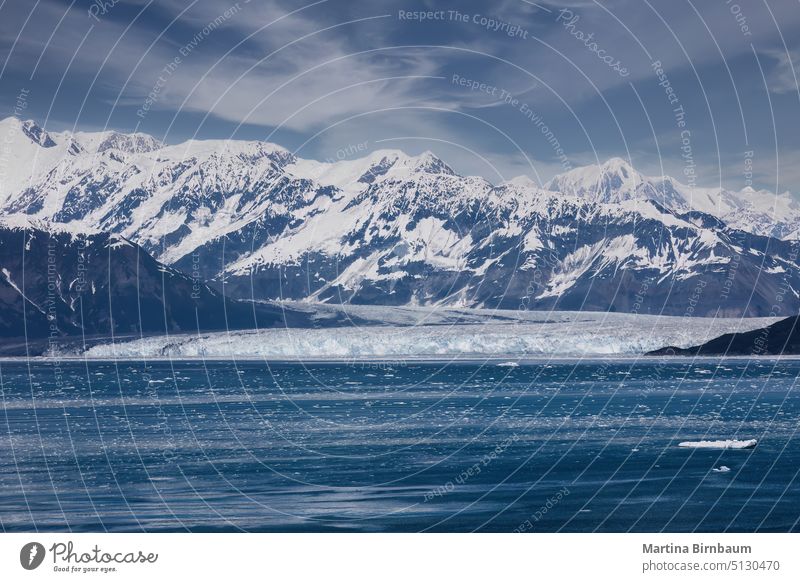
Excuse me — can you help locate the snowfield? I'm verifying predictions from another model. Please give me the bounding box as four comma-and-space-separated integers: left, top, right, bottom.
49, 309, 780, 360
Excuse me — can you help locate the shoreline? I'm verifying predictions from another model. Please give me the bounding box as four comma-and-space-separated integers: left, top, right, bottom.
4, 354, 800, 364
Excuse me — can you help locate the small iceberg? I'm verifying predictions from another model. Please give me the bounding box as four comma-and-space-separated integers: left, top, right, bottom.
678, 439, 757, 449
712, 465, 732, 473
497, 361, 519, 367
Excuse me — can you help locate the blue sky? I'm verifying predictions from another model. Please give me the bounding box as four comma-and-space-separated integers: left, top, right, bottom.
1, 0, 800, 192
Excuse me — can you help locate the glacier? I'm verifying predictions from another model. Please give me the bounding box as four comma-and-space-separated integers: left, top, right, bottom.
51, 308, 780, 360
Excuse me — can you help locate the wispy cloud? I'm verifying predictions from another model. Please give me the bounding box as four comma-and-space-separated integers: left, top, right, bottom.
762, 48, 800, 94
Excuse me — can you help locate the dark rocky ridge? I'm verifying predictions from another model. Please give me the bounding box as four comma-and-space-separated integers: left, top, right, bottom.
0, 225, 311, 341
647, 315, 800, 356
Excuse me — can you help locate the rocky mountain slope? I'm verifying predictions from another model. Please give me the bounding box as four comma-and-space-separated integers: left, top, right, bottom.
0, 223, 310, 340
647, 315, 800, 356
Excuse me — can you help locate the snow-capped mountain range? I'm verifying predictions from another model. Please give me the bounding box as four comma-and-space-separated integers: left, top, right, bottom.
546, 157, 800, 240
2, 115, 800, 317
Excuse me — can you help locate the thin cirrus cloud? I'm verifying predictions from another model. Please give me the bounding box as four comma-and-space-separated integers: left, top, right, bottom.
762, 48, 800, 94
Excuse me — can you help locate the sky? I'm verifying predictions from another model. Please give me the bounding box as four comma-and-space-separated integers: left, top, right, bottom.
1, 0, 800, 193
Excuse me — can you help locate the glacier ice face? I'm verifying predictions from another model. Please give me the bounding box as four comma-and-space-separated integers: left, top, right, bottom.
57, 309, 779, 360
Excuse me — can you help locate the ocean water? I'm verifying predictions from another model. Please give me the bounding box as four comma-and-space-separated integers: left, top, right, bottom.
0, 358, 798, 532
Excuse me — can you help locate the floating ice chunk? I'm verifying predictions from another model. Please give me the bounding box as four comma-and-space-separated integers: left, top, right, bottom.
712, 465, 732, 472
496, 361, 519, 367
678, 439, 757, 449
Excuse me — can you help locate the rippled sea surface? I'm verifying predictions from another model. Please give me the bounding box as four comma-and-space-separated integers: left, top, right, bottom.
1, 359, 798, 532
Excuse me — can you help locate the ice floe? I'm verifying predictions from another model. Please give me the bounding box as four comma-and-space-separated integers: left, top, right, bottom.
678, 439, 757, 449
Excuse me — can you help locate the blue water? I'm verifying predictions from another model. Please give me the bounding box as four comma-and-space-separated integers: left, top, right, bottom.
0, 358, 798, 532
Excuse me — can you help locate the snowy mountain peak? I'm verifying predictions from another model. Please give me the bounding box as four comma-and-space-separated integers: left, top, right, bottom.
287, 148, 458, 191
545, 157, 647, 204
503, 175, 541, 190
74, 130, 163, 155
354, 150, 455, 185
358, 149, 454, 179
601, 156, 636, 175
411, 150, 455, 175
355, 150, 405, 183
20, 119, 57, 148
